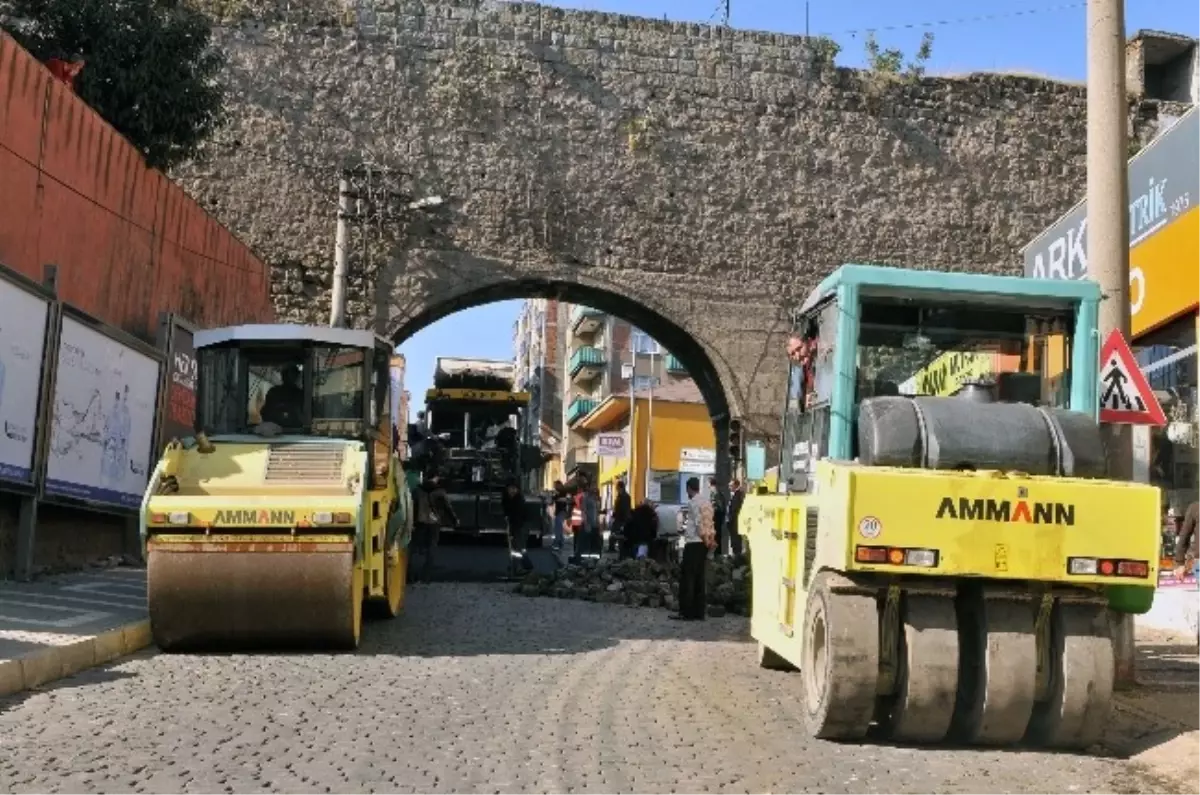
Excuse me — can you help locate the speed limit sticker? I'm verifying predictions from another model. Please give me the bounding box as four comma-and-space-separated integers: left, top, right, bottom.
858, 516, 882, 539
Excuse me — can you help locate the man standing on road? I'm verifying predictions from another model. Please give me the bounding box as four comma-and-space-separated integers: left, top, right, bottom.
673, 476, 715, 621
611, 480, 633, 558
502, 480, 529, 577
708, 476, 727, 558
410, 471, 457, 584
727, 479, 746, 558
582, 484, 601, 560
551, 480, 570, 552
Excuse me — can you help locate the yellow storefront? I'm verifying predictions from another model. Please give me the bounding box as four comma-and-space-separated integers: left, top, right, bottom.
576, 391, 716, 507
1024, 107, 1198, 584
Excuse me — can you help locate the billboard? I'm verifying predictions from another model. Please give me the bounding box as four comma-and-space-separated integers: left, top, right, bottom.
0, 276, 51, 485
159, 317, 197, 443
45, 316, 162, 509
1023, 108, 1199, 336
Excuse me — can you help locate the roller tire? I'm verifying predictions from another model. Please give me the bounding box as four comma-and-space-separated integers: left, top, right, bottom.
879, 594, 959, 744
366, 544, 407, 620
951, 591, 1037, 746
1025, 602, 1114, 750
800, 572, 879, 741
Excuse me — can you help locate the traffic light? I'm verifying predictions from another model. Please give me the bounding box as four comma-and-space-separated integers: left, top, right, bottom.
728, 418, 743, 461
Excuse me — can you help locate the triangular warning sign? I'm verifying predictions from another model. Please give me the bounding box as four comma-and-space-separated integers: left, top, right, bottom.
1098, 330, 1166, 426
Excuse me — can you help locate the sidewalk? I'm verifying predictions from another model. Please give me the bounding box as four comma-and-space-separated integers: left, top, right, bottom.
1105, 625, 1200, 793
0, 566, 150, 699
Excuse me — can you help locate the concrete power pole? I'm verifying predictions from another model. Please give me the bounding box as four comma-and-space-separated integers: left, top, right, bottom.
1086, 0, 1136, 688
329, 173, 352, 328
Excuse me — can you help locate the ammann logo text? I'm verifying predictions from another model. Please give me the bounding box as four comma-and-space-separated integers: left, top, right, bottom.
214, 509, 295, 524
935, 497, 1074, 526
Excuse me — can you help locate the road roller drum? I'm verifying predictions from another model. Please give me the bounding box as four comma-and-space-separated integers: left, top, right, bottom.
148, 540, 362, 651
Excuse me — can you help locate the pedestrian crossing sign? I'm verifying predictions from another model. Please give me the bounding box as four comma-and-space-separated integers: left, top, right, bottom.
1097, 330, 1166, 426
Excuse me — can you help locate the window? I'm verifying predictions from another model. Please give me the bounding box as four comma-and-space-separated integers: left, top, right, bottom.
1134, 316, 1198, 535
632, 375, 659, 390
780, 301, 838, 489
313, 346, 366, 421
856, 300, 1074, 408
630, 329, 660, 355
196, 343, 370, 437
648, 470, 682, 505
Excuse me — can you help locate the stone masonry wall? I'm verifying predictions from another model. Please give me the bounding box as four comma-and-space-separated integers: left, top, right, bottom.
174, 0, 1176, 437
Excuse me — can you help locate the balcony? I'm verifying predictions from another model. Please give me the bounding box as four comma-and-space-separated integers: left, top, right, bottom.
569, 345, 606, 383
566, 396, 599, 426
570, 305, 605, 336
665, 354, 687, 374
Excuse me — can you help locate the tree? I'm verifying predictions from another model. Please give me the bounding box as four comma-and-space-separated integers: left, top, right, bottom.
1, 0, 226, 170
864, 30, 934, 81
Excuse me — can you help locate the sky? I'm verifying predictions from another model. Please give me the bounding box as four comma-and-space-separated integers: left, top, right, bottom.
397, 0, 1199, 417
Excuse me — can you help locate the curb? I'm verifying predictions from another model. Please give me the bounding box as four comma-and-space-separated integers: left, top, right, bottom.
0, 620, 152, 699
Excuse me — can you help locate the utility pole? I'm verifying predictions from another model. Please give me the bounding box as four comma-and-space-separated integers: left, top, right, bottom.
645, 347, 655, 501
329, 172, 352, 328
1086, 0, 1136, 688
627, 340, 637, 501
328, 162, 444, 330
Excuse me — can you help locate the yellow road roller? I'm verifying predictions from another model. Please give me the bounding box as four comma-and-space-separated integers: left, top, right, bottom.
743, 264, 1160, 751
140, 324, 413, 651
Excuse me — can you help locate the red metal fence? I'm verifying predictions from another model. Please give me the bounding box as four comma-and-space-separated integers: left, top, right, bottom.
0, 32, 274, 343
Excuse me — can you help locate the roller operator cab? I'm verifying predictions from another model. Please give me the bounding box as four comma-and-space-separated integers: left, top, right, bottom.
742, 265, 1161, 751
141, 325, 414, 652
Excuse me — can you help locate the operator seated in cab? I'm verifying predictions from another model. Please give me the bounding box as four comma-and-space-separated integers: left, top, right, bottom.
260, 364, 305, 427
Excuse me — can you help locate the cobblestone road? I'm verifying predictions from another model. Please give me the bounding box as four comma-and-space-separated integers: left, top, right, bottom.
0, 584, 1174, 794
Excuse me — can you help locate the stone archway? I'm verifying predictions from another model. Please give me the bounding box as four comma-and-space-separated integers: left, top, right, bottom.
387, 264, 749, 490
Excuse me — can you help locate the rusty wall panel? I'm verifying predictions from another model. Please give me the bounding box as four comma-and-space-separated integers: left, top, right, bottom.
0, 32, 273, 342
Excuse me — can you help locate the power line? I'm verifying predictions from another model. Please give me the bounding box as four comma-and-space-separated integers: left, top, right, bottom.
824, 1, 1090, 38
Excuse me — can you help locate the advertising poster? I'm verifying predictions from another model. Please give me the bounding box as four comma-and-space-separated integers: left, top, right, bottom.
45, 317, 161, 509
0, 280, 50, 485
161, 321, 197, 443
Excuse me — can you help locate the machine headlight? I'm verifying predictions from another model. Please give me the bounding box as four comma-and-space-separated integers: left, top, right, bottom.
1068, 557, 1099, 575
168, 511, 190, 525
312, 511, 333, 525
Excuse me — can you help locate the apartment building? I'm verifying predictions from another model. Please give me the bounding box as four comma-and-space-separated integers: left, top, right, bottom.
512, 298, 565, 489
560, 304, 697, 486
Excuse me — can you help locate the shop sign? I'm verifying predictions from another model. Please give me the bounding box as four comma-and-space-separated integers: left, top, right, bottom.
1023, 108, 1199, 335
595, 432, 626, 459
679, 447, 715, 474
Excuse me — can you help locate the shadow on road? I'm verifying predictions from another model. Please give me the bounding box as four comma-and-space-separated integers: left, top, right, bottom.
0, 664, 140, 714
359, 582, 750, 659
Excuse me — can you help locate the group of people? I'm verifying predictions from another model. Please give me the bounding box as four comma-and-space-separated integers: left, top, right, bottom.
548, 476, 605, 557
544, 474, 748, 621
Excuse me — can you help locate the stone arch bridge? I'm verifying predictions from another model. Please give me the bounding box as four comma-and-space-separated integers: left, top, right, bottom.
177, 0, 1168, 476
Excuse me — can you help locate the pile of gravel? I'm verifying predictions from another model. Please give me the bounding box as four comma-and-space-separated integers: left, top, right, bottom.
512, 556, 752, 617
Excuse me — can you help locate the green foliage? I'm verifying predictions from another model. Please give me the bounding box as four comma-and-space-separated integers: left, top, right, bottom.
864, 30, 934, 81
1, 0, 227, 170
809, 35, 841, 69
